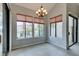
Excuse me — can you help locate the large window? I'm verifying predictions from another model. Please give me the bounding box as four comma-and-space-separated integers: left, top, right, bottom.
56, 22, 62, 38
26, 22, 32, 38
17, 22, 25, 39
34, 18, 45, 37
34, 23, 44, 37
16, 14, 45, 39
39, 24, 44, 37
16, 14, 33, 39
34, 23, 40, 37
50, 23, 55, 37
50, 15, 62, 38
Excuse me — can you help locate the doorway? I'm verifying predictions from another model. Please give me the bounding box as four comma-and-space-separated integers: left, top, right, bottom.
68, 14, 78, 48
3, 3, 10, 56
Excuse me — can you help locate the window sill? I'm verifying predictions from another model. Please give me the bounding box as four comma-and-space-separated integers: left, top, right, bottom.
16, 37, 45, 40
16, 37, 33, 40
34, 36, 45, 38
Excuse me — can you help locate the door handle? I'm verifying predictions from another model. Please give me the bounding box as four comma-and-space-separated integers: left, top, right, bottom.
68, 32, 70, 35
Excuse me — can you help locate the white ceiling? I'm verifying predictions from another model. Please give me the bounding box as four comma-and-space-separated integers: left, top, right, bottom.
14, 3, 56, 12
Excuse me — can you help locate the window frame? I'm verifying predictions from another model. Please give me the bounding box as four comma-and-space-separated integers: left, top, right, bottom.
50, 14, 62, 37
16, 14, 33, 39
39, 23, 45, 37
56, 21, 63, 38
16, 21, 26, 39
34, 23, 40, 37
16, 14, 45, 39
50, 22, 56, 37
25, 22, 33, 38
34, 22, 45, 38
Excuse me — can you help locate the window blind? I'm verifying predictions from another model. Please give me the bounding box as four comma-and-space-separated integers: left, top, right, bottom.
50, 15, 62, 23
17, 14, 33, 22
34, 17, 45, 24
17, 14, 26, 21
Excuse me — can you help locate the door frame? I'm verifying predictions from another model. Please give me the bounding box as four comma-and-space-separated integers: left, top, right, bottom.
3, 3, 10, 56
67, 14, 78, 49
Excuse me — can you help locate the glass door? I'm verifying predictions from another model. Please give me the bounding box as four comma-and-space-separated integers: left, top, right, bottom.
0, 3, 2, 56
68, 15, 78, 47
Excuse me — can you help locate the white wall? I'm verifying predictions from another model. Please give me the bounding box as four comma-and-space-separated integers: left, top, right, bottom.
9, 4, 47, 49
47, 3, 67, 49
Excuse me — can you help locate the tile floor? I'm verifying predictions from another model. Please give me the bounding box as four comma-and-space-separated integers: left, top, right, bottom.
8, 43, 79, 56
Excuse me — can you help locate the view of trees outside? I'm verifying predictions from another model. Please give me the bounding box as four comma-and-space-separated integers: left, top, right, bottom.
51, 23, 55, 37
50, 22, 62, 38
34, 23, 44, 37
17, 22, 33, 39
26, 22, 32, 38
34, 23, 39, 37
17, 22, 25, 39
39, 24, 44, 37
17, 21, 44, 39
57, 22, 62, 38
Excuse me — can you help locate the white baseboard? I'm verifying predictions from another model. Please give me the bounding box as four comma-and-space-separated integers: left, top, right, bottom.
11, 41, 46, 50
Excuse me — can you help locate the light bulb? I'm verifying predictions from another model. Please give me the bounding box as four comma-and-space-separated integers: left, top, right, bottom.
36, 11, 38, 14
38, 9, 41, 12
36, 6, 48, 17
38, 14, 40, 16
41, 8, 44, 10
43, 10, 46, 12
45, 12, 47, 14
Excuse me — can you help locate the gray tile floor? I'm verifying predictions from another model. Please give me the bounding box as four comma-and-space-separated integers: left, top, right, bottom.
8, 43, 79, 56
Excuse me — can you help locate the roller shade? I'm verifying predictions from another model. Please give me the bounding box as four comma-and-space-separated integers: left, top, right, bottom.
17, 14, 33, 22
26, 16, 33, 22
17, 14, 26, 21
50, 15, 62, 23
50, 18, 55, 23
55, 15, 62, 22
34, 17, 45, 23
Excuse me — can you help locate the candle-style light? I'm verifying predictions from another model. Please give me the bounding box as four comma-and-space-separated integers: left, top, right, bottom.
36, 5, 48, 17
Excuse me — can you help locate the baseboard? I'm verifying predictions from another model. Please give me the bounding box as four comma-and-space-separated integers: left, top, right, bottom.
12, 41, 46, 50
48, 41, 66, 49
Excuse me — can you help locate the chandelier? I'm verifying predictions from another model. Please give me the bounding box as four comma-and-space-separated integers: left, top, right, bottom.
36, 5, 47, 17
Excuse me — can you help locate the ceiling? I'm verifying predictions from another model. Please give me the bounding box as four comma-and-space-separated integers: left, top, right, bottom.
14, 3, 56, 13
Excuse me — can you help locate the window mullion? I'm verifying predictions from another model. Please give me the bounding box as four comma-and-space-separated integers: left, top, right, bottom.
55, 22, 57, 37
50, 23, 51, 36
39, 24, 40, 37
25, 22, 26, 38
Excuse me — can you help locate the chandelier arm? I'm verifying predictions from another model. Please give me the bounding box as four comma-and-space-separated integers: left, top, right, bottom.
36, 5, 47, 17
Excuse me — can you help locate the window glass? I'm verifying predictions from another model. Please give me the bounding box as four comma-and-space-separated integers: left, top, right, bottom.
40, 24, 44, 37
51, 23, 55, 37
34, 23, 40, 37
26, 22, 32, 38
17, 22, 25, 39
16, 14, 45, 39
56, 22, 62, 38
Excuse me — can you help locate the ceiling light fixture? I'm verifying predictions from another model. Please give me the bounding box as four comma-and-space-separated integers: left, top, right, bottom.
36, 5, 48, 17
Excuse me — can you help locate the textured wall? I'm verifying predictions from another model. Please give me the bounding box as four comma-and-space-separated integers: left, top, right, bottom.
47, 3, 67, 49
